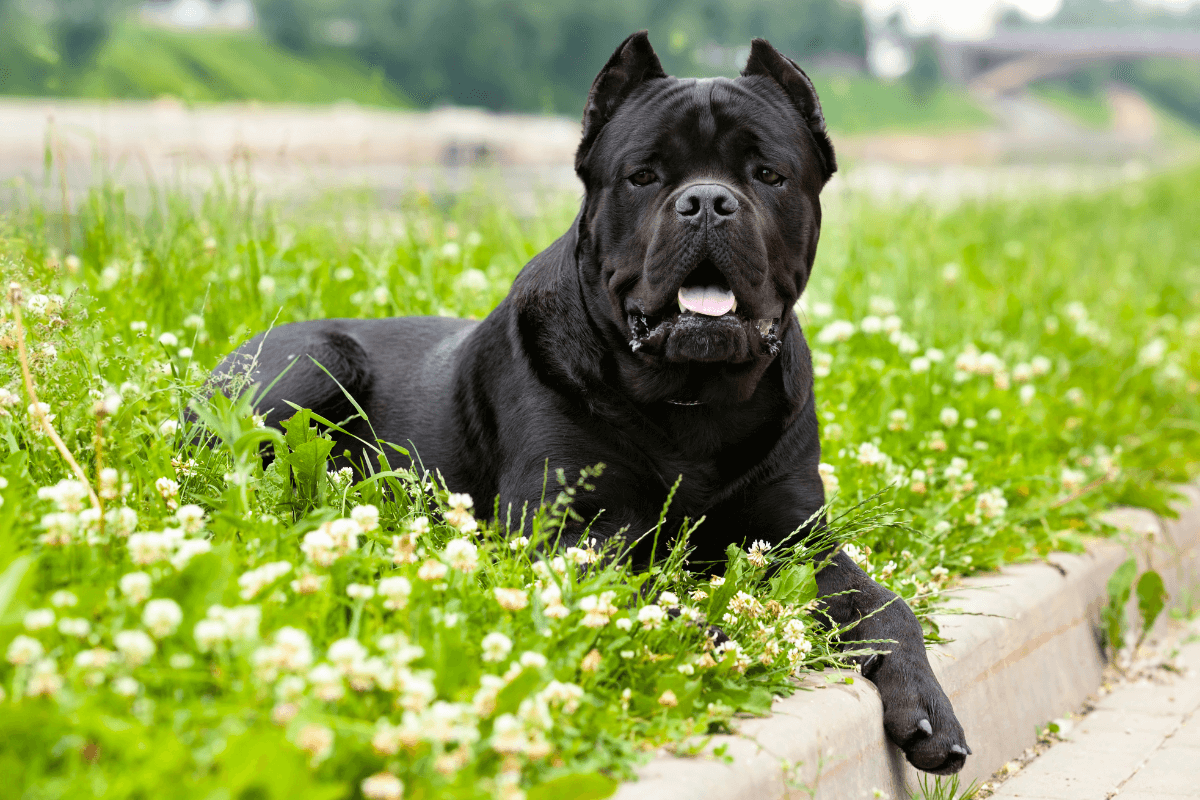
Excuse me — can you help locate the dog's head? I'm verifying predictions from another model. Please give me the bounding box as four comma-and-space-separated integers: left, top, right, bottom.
572, 32, 834, 404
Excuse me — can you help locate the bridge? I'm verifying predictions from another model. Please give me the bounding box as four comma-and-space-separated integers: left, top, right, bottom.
938, 29, 1200, 93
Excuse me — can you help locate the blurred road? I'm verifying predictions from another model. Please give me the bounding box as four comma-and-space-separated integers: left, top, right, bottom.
0, 93, 1192, 210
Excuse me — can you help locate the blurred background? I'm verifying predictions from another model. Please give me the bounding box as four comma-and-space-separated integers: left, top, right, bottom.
2, 0, 1200, 203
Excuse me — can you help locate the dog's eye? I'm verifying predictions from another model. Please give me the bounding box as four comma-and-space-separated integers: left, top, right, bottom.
757, 168, 785, 186
629, 169, 658, 187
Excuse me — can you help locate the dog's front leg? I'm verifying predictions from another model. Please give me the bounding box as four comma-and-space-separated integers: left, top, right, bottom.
815, 548, 971, 774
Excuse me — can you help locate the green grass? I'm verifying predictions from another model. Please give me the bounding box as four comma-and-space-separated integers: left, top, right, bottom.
1030, 83, 1113, 129
811, 72, 993, 135
1, 166, 1199, 798
72, 26, 406, 107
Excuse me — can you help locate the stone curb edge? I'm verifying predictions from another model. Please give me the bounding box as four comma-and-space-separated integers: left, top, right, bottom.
613, 482, 1200, 800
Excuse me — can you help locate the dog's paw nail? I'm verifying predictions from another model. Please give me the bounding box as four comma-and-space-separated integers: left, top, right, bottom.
950, 744, 969, 755
917, 718, 933, 736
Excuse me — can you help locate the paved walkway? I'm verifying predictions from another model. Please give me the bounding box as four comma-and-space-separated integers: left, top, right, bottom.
987, 626, 1200, 799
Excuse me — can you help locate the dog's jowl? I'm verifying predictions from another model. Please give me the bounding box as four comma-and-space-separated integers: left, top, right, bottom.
212, 32, 971, 773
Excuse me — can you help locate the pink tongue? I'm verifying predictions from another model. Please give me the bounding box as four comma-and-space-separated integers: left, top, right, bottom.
678, 285, 736, 316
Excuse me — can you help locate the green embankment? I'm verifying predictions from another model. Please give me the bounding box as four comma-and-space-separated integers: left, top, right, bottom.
811, 72, 993, 135
74, 26, 407, 107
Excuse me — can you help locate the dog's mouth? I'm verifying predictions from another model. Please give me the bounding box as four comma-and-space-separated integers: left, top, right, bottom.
676, 259, 738, 317
627, 259, 781, 361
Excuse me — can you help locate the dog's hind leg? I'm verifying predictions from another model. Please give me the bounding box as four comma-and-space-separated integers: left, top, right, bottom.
208, 321, 375, 444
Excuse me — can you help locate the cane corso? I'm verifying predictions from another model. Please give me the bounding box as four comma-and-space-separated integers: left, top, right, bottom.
212, 33, 971, 773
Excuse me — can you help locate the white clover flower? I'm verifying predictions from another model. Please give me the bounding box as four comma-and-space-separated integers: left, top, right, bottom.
1020, 384, 1037, 404
637, 604, 666, 630
50, 590, 78, 608
859, 315, 883, 334
95, 392, 121, 416
143, 598, 183, 638
257, 275, 276, 295
6, 634, 44, 665
23, 608, 55, 631
481, 632, 512, 663
494, 587, 528, 611
378, 576, 412, 610
816, 320, 855, 344
361, 772, 404, 800
296, 723, 334, 761
1012, 362, 1034, 383
119, 571, 154, 603
447, 492, 473, 509
106, 506, 138, 537
565, 544, 598, 565
417, 560, 449, 582
38, 479, 90, 512
896, 334, 920, 354
223, 605, 262, 642
301, 528, 338, 566
1138, 337, 1168, 367
27, 402, 56, 436
170, 538, 212, 570
490, 713, 527, 754
157, 331, 178, 348
326, 518, 362, 554
856, 442, 889, 466
126, 532, 169, 566
539, 680, 585, 713
273, 627, 314, 672
155, 477, 180, 509
939, 407, 960, 427
518, 651, 548, 670
1061, 468, 1086, 493
237, 561, 293, 600
818, 462, 839, 495
58, 617, 91, 638
578, 591, 618, 627
328, 638, 367, 671
174, 504, 206, 533
27, 659, 64, 697
308, 663, 346, 702
729, 591, 764, 619
194, 619, 227, 652
975, 488, 1008, 520
350, 504, 379, 532
114, 629, 156, 667
443, 538, 479, 571
1031, 355, 1052, 376
747, 540, 771, 568
275, 674, 306, 703
888, 409, 908, 431
347, 583, 376, 600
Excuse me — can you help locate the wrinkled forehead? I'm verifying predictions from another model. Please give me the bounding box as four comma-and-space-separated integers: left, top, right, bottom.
591, 76, 809, 182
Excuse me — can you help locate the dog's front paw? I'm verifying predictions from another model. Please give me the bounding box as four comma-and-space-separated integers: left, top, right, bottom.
863, 654, 971, 774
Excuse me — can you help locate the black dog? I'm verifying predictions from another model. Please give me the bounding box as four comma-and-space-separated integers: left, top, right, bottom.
212, 33, 970, 773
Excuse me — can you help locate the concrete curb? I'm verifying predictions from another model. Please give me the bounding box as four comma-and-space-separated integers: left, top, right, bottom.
614, 482, 1200, 800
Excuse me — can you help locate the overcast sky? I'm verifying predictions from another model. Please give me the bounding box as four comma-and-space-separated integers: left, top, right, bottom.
862, 0, 1200, 38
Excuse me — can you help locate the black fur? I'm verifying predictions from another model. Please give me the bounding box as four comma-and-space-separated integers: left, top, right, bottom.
210, 33, 970, 774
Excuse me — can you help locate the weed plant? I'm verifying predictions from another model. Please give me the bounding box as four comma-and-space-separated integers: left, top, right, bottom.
0, 167, 1198, 798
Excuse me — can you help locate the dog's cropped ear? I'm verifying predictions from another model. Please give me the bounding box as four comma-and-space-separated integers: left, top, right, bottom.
575, 31, 666, 176
742, 39, 837, 184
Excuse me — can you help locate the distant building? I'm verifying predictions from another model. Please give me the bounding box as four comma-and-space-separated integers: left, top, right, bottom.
140, 0, 256, 31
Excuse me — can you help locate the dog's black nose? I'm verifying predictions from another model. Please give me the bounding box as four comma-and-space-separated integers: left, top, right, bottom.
675, 184, 739, 224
